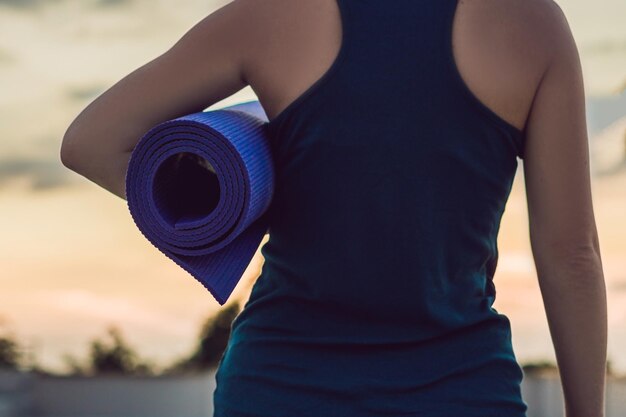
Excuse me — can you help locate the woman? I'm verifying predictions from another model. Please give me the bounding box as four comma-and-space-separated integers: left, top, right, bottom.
60, 0, 607, 416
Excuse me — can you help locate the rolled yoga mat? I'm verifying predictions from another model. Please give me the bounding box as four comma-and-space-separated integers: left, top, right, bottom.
125, 100, 274, 305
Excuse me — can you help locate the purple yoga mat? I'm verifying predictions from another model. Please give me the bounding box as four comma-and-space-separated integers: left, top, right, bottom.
125, 100, 274, 305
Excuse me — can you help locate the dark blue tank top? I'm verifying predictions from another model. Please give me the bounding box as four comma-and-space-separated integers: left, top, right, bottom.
213, 0, 529, 415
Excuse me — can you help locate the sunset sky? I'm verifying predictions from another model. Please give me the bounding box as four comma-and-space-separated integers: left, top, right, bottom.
1, 0, 625, 375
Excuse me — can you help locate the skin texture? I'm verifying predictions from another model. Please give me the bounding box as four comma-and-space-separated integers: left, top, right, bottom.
61, 0, 607, 415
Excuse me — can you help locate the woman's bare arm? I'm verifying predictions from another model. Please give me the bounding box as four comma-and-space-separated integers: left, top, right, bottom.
522, 4, 607, 417
60, 0, 254, 200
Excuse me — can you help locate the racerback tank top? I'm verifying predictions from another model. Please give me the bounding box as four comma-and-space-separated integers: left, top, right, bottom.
213, 0, 529, 415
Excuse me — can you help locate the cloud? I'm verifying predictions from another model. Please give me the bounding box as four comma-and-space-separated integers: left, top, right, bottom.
0, 0, 51, 9
0, 155, 76, 191
584, 39, 626, 55
65, 84, 106, 102
0, 0, 131, 11
33, 289, 195, 336
94, 0, 133, 7
0, 48, 13, 64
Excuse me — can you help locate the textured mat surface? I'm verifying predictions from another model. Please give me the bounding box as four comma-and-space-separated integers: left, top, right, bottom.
125, 100, 274, 305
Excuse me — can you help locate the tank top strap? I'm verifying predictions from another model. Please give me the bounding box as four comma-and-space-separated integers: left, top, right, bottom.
266, 0, 523, 159
439, 0, 526, 143
265, 0, 450, 132
264, 0, 354, 133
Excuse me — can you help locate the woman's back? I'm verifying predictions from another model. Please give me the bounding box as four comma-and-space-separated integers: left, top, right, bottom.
213, 0, 559, 415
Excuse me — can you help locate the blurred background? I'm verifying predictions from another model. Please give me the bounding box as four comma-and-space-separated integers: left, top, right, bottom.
0, 0, 624, 395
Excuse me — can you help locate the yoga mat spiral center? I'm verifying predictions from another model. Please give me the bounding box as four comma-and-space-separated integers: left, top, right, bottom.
153, 152, 221, 229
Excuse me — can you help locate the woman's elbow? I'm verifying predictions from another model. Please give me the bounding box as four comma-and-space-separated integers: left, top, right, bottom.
60, 120, 107, 174
60, 127, 83, 172
60, 124, 103, 176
